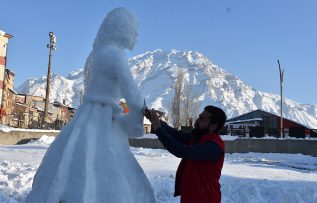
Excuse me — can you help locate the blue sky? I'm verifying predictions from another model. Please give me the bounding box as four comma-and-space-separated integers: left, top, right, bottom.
1, 0, 316, 104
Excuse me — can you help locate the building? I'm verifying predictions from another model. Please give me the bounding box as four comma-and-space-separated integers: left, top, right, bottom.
52, 102, 76, 129
226, 109, 312, 138
13, 94, 48, 128
144, 117, 152, 134
0, 30, 13, 115
13, 102, 31, 128
2, 69, 16, 125
13, 94, 39, 128
11, 94, 77, 129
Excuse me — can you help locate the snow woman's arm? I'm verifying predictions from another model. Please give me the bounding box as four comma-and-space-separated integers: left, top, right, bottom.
112, 49, 144, 137
115, 54, 143, 111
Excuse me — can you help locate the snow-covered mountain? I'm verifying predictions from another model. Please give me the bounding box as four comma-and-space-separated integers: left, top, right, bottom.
16, 49, 317, 128
16, 69, 84, 108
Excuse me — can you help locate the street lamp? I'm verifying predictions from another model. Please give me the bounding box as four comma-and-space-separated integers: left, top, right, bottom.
277, 60, 285, 138
44, 32, 57, 125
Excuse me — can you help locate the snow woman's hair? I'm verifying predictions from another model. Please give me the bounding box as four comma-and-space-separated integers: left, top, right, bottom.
94, 7, 138, 50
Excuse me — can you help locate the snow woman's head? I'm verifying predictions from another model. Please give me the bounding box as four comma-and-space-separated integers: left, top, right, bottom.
94, 7, 138, 50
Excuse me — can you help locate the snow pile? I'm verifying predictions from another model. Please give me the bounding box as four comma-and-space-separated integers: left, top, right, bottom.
137, 134, 158, 139
139, 134, 240, 141
221, 153, 317, 203
0, 142, 316, 202
0, 124, 15, 133
239, 136, 317, 140
221, 135, 239, 141
225, 153, 317, 172
0, 160, 36, 202
149, 175, 178, 203
131, 147, 170, 157
28, 135, 56, 145
221, 176, 317, 203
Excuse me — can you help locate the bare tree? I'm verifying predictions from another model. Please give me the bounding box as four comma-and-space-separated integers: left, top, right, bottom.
171, 69, 185, 129
181, 84, 200, 127
182, 85, 191, 126
171, 69, 201, 129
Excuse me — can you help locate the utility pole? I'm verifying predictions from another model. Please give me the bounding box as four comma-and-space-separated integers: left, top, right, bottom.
277, 60, 284, 138
44, 32, 56, 125
78, 89, 84, 105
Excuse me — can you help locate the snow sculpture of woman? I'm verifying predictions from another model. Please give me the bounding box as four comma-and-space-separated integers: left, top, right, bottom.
26, 8, 155, 203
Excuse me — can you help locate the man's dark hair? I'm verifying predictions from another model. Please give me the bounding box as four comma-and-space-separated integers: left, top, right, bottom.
204, 106, 227, 133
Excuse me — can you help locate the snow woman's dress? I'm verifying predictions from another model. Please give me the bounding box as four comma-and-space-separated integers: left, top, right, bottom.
26, 8, 156, 203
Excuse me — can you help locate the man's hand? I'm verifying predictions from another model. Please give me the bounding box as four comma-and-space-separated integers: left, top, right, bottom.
144, 108, 161, 132
144, 108, 152, 120
150, 109, 161, 132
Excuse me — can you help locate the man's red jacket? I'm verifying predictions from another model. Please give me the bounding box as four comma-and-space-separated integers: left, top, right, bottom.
174, 133, 225, 203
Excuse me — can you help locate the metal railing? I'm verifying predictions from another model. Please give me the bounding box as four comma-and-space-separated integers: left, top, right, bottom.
226, 127, 317, 139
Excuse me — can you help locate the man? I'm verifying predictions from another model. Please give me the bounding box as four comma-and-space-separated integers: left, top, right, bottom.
145, 106, 226, 203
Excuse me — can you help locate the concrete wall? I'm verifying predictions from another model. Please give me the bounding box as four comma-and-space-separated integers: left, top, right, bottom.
0, 130, 59, 145
0, 130, 316, 157
224, 139, 317, 157
129, 138, 164, 149
129, 138, 317, 157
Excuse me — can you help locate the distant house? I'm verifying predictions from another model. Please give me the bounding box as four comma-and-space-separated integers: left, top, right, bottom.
9, 94, 76, 129
52, 101, 76, 129
144, 117, 151, 134
13, 94, 46, 128
226, 109, 312, 138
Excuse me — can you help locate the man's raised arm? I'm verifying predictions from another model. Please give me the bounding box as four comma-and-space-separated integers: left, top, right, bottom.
155, 127, 223, 161
159, 121, 192, 145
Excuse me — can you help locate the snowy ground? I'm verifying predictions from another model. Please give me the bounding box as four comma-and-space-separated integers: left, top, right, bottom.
0, 136, 316, 203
